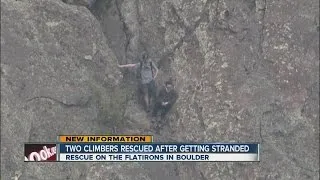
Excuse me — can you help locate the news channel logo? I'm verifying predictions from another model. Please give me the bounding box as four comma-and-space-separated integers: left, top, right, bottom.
24, 143, 57, 162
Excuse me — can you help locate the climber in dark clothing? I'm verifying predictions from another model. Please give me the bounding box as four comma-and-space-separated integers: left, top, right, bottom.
118, 52, 158, 112
152, 80, 178, 119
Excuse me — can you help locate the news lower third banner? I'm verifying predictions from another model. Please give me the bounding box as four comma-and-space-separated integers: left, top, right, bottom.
24, 135, 259, 162
58, 143, 259, 162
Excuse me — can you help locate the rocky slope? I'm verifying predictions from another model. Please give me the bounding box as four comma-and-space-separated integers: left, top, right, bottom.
91, 0, 319, 179
1, 0, 125, 179
1, 0, 319, 179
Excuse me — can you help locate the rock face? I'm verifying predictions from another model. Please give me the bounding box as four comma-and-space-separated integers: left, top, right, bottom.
1, 0, 125, 179
1, 0, 319, 180
62, 0, 97, 7
92, 0, 319, 179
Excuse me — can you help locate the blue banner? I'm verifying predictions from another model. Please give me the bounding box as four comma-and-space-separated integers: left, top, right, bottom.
59, 143, 259, 153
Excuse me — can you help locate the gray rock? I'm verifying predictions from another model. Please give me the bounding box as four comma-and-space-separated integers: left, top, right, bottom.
91, 0, 319, 179
62, 0, 97, 8
1, 0, 123, 179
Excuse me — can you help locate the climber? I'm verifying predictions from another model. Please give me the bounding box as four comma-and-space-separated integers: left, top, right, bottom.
152, 79, 178, 119
118, 52, 158, 112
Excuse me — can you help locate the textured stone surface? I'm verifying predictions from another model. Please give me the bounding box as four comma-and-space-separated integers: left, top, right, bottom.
1, 0, 319, 179
91, 0, 319, 179
62, 0, 97, 7
1, 0, 123, 179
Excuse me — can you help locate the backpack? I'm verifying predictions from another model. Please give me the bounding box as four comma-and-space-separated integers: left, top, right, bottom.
137, 61, 154, 79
